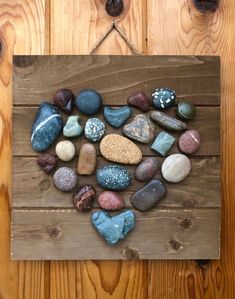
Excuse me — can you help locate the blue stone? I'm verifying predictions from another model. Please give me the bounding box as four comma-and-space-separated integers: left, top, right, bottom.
63, 115, 83, 137
96, 165, 131, 190
31, 102, 63, 152
91, 210, 135, 245
75, 89, 102, 115
85, 118, 105, 142
151, 131, 175, 156
152, 88, 176, 109
104, 106, 132, 128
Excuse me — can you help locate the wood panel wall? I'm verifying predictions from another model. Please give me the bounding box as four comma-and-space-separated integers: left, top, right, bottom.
0, 0, 234, 298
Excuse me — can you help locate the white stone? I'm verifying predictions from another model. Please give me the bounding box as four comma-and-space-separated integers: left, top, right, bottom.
55, 140, 75, 162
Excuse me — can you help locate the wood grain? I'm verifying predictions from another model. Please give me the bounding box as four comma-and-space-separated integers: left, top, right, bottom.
147, 0, 235, 298
12, 106, 220, 156
12, 156, 221, 208
0, 1, 48, 298
13, 55, 220, 106
12, 208, 220, 260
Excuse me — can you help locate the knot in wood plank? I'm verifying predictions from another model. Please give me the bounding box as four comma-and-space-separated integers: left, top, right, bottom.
123, 247, 139, 260
48, 226, 62, 239
105, 0, 124, 17
169, 239, 182, 251
181, 218, 193, 229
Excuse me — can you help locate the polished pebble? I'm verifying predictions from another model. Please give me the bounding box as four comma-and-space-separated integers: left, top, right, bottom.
135, 157, 160, 181
53, 89, 75, 114
127, 91, 150, 112
131, 179, 166, 211
75, 89, 102, 115
161, 154, 191, 183
73, 185, 96, 211
55, 140, 76, 161
151, 131, 175, 156
63, 115, 83, 137
37, 153, 58, 174
152, 88, 176, 109
151, 111, 187, 131
104, 106, 132, 128
177, 101, 196, 121
53, 167, 77, 192
77, 143, 97, 175
178, 130, 201, 154
97, 191, 124, 210
85, 118, 105, 142
100, 134, 142, 164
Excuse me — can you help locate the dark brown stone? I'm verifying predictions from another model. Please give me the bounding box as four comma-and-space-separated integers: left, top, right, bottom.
37, 153, 58, 174
127, 91, 150, 112
105, 0, 124, 17
135, 158, 160, 181
53, 88, 75, 114
73, 185, 96, 212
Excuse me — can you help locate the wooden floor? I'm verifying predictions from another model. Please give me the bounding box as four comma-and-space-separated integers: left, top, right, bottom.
0, 0, 234, 298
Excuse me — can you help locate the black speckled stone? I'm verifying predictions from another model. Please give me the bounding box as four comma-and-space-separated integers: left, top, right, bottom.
131, 179, 167, 211
152, 88, 176, 110
96, 165, 131, 191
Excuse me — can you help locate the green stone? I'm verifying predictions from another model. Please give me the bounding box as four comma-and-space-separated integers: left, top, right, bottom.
177, 101, 196, 121
63, 115, 83, 137
151, 131, 175, 156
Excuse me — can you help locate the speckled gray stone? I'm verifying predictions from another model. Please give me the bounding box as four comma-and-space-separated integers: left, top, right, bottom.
85, 118, 105, 142
53, 167, 77, 192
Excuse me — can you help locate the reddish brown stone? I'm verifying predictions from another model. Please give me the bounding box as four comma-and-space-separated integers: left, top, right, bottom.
135, 158, 160, 181
127, 91, 150, 112
53, 88, 75, 114
37, 153, 58, 174
97, 191, 124, 210
73, 185, 96, 211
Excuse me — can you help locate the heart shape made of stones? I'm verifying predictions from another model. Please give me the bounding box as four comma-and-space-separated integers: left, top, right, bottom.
91, 210, 135, 245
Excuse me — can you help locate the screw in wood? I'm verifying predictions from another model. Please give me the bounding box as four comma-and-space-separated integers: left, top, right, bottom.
193, 0, 219, 12
181, 218, 192, 229
105, 0, 124, 17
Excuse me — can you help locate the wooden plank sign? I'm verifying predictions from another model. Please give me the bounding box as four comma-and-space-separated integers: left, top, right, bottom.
11, 55, 221, 260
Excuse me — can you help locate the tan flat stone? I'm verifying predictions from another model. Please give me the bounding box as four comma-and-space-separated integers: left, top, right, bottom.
77, 143, 97, 175
100, 134, 142, 165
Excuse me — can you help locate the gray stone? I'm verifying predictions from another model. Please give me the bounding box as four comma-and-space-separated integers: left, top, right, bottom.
151, 111, 187, 131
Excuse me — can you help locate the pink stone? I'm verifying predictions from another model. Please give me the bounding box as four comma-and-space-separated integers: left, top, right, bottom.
97, 191, 124, 211
178, 130, 201, 154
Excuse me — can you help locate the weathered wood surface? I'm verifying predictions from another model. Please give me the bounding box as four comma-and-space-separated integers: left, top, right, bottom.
13, 55, 220, 106
13, 106, 220, 156
13, 156, 221, 208
12, 208, 220, 260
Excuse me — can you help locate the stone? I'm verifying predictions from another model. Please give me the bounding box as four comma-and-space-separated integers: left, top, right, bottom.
131, 179, 166, 211
77, 143, 97, 175
151, 111, 187, 131
53, 167, 77, 192
31, 102, 63, 152
178, 130, 201, 154
177, 101, 196, 121
63, 115, 83, 137
151, 131, 175, 156
75, 89, 102, 115
97, 191, 124, 210
73, 185, 96, 211
135, 157, 160, 181
127, 91, 150, 112
55, 140, 76, 161
37, 153, 58, 174
104, 106, 132, 128
96, 165, 131, 191
85, 118, 105, 142
100, 134, 142, 165
91, 210, 135, 246
152, 88, 176, 109
161, 154, 191, 183
123, 114, 155, 144
53, 89, 75, 114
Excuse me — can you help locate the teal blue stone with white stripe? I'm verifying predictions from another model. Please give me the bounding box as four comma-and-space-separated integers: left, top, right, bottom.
31, 102, 63, 152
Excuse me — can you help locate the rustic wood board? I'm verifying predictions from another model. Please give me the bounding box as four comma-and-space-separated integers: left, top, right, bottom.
12, 55, 221, 260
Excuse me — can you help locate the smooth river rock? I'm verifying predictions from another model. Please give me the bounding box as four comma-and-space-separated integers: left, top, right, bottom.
127, 91, 150, 112
178, 130, 201, 154
104, 106, 132, 128
53, 89, 75, 114
151, 111, 187, 131
53, 167, 77, 192
135, 157, 160, 181
97, 191, 124, 210
100, 134, 142, 164
151, 131, 175, 156
96, 165, 131, 191
77, 143, 97, 175
123, 114, 155, 144
152, 88, 176, 109
55, 140, 76, 161
73, 185, 96, 211
91, 210, 135, 245
75, 89, 102, 115
63, 115, 83, 137
37, 153, 58, 174
177, 101, 196, 121
85, 118, 105, 142
131, 179, 167, 211
161, 154, 191, 183
31, 102, 63, 152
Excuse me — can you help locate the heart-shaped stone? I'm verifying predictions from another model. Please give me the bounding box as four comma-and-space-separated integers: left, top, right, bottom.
91, 210, 135, 245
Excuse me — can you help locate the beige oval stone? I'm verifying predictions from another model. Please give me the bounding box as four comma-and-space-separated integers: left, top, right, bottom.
77, 143, 97, 175
100, 134, 142, 164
